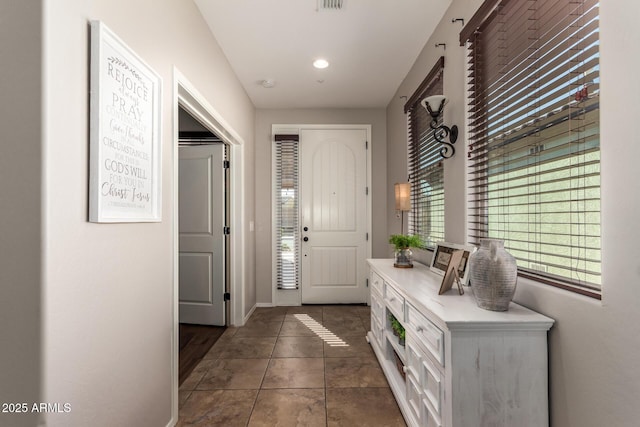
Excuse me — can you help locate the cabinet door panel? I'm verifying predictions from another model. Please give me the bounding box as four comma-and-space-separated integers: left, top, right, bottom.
421, 397, 443, 427
371, 315, 383, 347
406, 372, 422, 424
421, 354, 443, 417
370, 289, 384, 325
405, 338, 422, 379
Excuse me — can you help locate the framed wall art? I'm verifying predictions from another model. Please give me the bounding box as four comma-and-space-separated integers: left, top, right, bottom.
430, 242, 476, 286
89, 20, 162, 222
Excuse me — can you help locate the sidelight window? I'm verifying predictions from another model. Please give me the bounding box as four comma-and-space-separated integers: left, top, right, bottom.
274, 135, 300, 290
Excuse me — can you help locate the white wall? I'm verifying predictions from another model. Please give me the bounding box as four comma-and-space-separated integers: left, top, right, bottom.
254, 109, 387, 304
0, 1, 254, 426
0, 2, 43, 427
386, 0, 640, 425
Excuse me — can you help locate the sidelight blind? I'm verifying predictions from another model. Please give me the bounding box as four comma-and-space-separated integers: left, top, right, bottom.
405, 57, 445, 250
274, 135, 299, 290
463, 0, 601, 295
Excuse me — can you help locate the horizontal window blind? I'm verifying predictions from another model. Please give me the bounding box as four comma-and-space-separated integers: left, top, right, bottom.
274, 135, 299, 290
405, 58, 445, 249
464, 0, 601, 295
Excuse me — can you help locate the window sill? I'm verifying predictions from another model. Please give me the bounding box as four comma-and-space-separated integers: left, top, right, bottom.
518, 271, 601, 300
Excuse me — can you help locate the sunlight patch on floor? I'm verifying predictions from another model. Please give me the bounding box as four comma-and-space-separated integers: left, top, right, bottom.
293, 314, 349, 347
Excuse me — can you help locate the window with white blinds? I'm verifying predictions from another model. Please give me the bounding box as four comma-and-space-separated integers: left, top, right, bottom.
405, 57, 445, 250
274, 135, 299, 290
462, 0, 601, 297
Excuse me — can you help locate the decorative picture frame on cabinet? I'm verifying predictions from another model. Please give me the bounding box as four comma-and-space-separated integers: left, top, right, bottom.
89, 20, 162, 223
430, 242, 476, 286
438, 249, 465, 295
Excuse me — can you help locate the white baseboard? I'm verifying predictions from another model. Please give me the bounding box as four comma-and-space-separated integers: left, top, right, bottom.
242, 304, 257, 324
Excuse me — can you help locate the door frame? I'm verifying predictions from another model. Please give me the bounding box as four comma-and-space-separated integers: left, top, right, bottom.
171, 68, 247, 422
271, 124, 372, 306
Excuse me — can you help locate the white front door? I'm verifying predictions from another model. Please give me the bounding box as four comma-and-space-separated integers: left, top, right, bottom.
178, 144, 225, 325
300, 129, 368, 304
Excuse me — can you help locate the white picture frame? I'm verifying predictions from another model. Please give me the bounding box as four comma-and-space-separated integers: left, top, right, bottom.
89, 20, 162, 222
430, 242, 476, 286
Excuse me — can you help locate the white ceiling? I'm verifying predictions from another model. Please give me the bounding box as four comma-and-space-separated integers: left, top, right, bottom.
194, 0, 452, 109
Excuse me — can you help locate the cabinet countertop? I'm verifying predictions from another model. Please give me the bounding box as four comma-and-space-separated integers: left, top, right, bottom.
368, 258, 554, 331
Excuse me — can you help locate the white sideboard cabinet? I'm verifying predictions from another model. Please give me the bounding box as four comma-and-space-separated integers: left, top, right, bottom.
367, 259, 554, 427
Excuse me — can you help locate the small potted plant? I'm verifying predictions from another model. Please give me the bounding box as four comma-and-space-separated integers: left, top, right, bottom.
389, 234, 423, 268
388, 313, 406, 346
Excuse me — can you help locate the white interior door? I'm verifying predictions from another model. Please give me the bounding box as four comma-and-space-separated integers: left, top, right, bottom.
300, 129, 368, 304
178, 144, 225, 325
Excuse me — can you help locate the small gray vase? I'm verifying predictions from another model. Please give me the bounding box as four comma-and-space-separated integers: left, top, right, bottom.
469, 239, 517, 311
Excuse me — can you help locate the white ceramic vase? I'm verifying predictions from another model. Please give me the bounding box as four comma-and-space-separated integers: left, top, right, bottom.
469, 238, 517, 311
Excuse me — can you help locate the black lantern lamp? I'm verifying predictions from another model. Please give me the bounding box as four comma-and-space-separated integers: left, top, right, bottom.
420, 95, 458, 159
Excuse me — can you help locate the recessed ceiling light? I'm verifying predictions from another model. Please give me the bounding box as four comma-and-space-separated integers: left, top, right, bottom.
313, 59, 329, 69
261, 79, 275, 88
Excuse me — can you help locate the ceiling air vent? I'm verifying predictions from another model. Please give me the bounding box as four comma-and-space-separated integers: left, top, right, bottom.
319, 0, 343, 10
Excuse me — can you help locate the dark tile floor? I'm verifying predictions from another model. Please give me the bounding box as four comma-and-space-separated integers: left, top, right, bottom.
177, 305, 406, 426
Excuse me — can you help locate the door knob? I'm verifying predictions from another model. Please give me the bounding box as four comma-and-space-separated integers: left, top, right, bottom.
303, 237, 309, 242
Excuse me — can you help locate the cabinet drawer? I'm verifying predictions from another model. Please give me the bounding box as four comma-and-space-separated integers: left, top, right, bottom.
384, 283, 405, 320
370, 289, 384, 325
406, 303, 444, 366
421, 354, 443, 417
370, 270, 383, 295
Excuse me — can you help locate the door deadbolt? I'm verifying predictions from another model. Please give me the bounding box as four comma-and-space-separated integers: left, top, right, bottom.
303, 237, 309, 242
